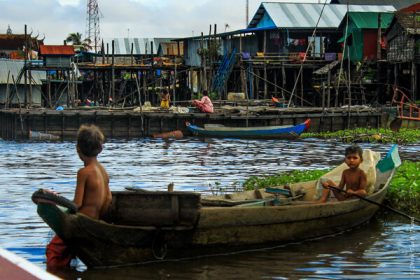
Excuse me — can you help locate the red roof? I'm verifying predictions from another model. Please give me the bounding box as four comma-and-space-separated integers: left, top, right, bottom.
400, 3, 420, 12
39, 45, 75, 56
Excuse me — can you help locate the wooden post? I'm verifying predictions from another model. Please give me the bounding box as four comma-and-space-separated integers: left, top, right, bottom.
411, 62, 416, 101
24, 24, 28, 107
281, 62, 286, 100
111, 40, 115, 104
201, 32, 207, 91
300, 68, 304, 106
263, 30, 268, 99
327, 70, 331, 108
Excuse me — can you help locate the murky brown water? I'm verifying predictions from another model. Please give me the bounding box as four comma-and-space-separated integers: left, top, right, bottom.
0, 138, 419, 279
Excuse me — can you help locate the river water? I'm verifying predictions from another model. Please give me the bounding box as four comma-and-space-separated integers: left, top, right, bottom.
0, 138, 419, 279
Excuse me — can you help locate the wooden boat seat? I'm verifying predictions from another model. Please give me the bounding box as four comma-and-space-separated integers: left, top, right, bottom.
106, 191, 201, 227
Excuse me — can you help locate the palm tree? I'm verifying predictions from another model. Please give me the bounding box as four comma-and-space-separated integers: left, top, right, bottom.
65, 32, 92, 51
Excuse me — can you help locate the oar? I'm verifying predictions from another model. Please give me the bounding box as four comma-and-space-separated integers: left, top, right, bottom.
327, 185, 420, 224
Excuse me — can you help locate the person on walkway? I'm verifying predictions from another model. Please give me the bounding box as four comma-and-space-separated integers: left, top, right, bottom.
46, 124, 112, 268
192, 90, 214, 113
160, 89, 170, 109
317, 145, 367, 203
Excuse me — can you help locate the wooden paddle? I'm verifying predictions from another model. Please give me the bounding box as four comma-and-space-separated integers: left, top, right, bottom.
327, 185, 420, 224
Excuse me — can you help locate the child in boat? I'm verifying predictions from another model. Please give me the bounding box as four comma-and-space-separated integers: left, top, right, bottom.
46, 124, 112, 268
317, 145, 367, 203
192, 90, 214, 113
160, 89, 170, 109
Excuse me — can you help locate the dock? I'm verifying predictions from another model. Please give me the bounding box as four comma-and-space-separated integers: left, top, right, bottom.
0, 105, 384, 140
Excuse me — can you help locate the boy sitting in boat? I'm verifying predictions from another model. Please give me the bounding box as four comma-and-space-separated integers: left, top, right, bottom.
317, 145, 367, 203
46, 124, 112, 268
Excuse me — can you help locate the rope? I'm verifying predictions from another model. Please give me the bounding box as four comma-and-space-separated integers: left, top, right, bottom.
287, 0, 329, 107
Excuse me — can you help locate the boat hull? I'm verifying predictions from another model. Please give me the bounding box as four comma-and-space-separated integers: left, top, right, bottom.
186, 119, 310, 139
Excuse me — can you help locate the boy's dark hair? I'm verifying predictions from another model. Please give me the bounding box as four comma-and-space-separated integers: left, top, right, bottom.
77, 124, 105, 157
162, 89, 168, 94
345, 145, 363, 160
202, 90, 208, 96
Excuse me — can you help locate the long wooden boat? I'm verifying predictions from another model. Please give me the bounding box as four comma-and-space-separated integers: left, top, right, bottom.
33, 146, 400, 268
186, 119, 310, 139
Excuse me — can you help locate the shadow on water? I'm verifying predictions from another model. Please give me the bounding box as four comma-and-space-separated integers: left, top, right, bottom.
0, 138, 419, 279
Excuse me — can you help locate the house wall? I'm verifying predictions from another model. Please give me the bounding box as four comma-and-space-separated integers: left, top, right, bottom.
0, 85, 42, 106
45, 57, 72, 68
363, 30, 378, 60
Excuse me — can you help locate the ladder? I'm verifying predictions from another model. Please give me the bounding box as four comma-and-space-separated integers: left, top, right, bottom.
211, 48, 237, 96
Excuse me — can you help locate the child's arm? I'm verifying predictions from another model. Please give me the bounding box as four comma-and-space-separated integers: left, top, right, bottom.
73, 169, 87, 209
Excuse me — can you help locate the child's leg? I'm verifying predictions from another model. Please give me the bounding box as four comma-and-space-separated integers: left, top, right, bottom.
46, 235, 73, 268
316, 188, 331, 203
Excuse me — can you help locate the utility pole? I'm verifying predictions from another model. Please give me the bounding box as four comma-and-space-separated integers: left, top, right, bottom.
85, 0, 101, 52
245, 0, 249, 28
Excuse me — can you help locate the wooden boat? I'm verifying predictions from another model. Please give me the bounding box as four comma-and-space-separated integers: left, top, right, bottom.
33, 146, 399, 268
0, 248, 60, 280
390, 87, 420, 131
186, 119, 310, 139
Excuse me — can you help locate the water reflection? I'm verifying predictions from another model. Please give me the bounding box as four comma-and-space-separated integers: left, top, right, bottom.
0, 138, 419, 279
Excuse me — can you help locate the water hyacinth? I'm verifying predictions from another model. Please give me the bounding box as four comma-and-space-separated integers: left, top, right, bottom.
301, 128, 420, 144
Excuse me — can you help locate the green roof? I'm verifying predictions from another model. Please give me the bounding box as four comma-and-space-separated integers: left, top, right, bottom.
349, 12, 394, 29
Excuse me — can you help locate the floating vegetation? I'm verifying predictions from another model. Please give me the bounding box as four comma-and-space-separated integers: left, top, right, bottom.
386, 161, 420, 215
242, 169, 330, 191
301, 128, 420, 144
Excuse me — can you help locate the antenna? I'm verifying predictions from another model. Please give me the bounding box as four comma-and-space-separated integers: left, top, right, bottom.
85, 0, 101, 52
245, 0, 249, 28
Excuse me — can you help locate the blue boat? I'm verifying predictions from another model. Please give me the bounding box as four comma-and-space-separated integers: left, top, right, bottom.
186, 119, 310, 139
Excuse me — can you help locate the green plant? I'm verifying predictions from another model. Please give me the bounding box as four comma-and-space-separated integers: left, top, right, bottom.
301, 128, 420, 144
242, 169, 331, 191
386, 161, 420, 215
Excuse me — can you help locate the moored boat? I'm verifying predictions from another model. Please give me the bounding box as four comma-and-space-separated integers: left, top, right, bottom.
33, 145, 400, 268
186, 119, 310, 139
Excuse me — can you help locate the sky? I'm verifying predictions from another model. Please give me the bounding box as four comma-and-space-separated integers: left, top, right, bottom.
0, 0, 324, 44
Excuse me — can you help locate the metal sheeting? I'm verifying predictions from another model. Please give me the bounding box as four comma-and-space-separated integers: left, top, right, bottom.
349, 12, 394, 29
101, 38, 176, 55
249, 3, 396, 29
333, 1, 418, 10
0, 59, 45, 85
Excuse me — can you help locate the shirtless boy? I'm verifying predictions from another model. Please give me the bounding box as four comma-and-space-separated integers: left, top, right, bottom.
317, 145, 367, 203
46, 124, 112, 268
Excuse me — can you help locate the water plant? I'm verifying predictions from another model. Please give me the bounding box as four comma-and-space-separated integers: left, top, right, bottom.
301, 128, 420, 144
386, 161, 420, 215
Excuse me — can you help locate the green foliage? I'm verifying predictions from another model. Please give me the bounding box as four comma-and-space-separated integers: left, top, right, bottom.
301, 128, 420, 144
386, 161, 420, 215
242, 169, 331, 191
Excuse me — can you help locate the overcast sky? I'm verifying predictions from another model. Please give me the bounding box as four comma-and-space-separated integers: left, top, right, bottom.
0, 0, 323, 44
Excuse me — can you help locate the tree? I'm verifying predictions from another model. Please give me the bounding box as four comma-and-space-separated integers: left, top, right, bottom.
65, 32, 92, 51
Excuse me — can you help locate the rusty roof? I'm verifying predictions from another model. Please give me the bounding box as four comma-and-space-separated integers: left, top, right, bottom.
395, 10, 420, 35
0, 34, 43, 51
39, 45, 75, 56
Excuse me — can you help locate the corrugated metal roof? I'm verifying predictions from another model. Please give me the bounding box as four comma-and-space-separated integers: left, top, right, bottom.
395, 11, 420, 34
39, 45, 75, 56
348, 12, 394, 29
249, 3, 396, 29
101, 38, 177, 55
332, 1, 418, 10
0, 59, 45, 85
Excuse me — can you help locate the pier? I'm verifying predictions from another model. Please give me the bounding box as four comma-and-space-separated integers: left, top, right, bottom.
0, 106, 383, 140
